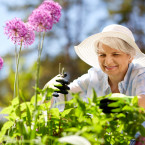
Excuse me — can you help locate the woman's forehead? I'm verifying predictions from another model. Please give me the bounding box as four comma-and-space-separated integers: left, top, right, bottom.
97, 43, 123, 53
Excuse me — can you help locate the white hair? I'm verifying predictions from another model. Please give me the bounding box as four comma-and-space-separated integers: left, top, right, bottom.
96, 37, 136, 57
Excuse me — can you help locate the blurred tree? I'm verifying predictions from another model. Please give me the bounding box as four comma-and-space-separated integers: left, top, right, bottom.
102, 0, 145, 52
1, 0, 145, 107
0, 54, 90, 107
40, 54, 90, 86
0, 0, 100, 106
0, 58, 36, 106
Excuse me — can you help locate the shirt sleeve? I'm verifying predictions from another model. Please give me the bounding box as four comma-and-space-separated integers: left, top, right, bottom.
69, 73, 90, 94
52, 72, 90, 111
135, 72, 145, 95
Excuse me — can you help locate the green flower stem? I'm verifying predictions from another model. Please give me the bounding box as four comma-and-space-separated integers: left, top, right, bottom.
14, 44, 18, 99
35, 32, 45, 110
64, 94, 67, 102
64, 94, 68, 108
13, 33, 17, 99
14, 41, 22, 119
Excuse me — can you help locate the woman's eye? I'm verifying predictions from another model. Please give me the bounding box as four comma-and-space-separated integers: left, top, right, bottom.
113, 53, 119, 56
99, 54, 106, 57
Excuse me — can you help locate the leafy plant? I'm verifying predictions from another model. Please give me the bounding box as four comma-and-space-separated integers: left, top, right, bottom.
0, 89, 145, 145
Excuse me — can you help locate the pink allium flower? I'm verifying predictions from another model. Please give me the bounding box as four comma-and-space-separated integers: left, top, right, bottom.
0, 57, 3, 70
4, 18, 35, 46
28, 8, 53, 32
23, 23, 35, 46
39, 0, 62, 24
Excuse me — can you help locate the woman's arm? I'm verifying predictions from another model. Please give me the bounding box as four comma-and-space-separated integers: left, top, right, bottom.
138, 95, 145, 109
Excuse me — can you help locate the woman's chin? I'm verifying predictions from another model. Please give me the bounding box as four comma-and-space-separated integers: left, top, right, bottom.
104, 69, 119, 76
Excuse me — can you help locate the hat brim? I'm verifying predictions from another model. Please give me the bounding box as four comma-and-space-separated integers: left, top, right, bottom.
75, 31, 144, 68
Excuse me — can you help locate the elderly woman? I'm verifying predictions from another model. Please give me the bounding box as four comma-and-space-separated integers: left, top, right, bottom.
46, 24, 145, 110
44, 24, 145, 145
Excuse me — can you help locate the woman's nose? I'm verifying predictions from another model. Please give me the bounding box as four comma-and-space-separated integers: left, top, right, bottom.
104, 56, 113, 65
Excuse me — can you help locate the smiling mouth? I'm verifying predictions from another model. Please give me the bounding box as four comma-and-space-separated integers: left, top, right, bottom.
105, 66, 117, 70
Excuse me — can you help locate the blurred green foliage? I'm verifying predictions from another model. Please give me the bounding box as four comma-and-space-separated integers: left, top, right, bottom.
0, 90, 145, 144
0, 54, 90, 107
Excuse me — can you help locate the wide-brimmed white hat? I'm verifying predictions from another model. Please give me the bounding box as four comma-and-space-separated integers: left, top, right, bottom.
74, 24, 145, 68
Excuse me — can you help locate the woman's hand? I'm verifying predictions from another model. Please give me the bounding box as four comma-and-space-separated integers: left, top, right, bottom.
43, 72, 70, 97
99, 93, 137, 113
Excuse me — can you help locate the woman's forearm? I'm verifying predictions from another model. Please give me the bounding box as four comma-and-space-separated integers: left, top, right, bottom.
138, 95, 145, 109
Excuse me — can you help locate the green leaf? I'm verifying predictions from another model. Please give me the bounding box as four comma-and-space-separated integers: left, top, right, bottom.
26, 104, 32, 126
30, 94, 43, 104
139, 125, 145, 136
0, 121, 14, 137
116, 113, 126, 118
11, 97, 19, 106
16, 119, 29, 139
122, 105, 134, 112
92, 89, 97, 103
76, 98, 86, 111
0, 106, 13, 115
49, 108, 60, 119
20, 102, 32, 126
15, 105, 21, 117
65, 127, 79, 132
61, 108, 73, 118
5, 112, 18, 121
20, 102, 30, 111
132, 96, 138, 106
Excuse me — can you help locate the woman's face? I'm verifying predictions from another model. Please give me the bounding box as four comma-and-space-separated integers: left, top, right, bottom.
97, 43, 132, 79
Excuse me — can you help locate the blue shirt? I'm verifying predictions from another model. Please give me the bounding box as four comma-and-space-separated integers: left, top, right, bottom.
53, 62, 145, 111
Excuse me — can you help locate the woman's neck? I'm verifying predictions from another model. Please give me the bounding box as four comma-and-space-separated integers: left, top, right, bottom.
108, 76, 123, 93
108, 72, 126, 85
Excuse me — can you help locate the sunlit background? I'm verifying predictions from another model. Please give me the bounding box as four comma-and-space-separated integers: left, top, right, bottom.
0, 0, 145, 126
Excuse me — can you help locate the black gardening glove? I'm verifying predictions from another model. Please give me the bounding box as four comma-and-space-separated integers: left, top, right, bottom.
41, 72, 70, 103
99, 93, 136, 113
99, 97, 119, 113
52, 72, 70, 97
